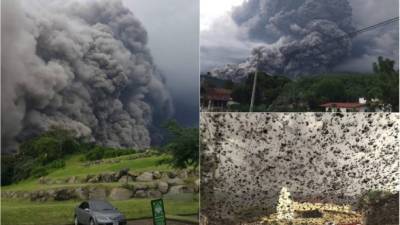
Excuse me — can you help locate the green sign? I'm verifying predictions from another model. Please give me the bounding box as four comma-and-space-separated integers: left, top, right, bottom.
151, 199, 166, 225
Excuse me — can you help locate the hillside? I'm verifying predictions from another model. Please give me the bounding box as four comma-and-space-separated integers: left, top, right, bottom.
1, 152, 199, 225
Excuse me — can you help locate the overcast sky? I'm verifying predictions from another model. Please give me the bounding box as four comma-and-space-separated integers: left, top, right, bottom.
200, 0, 399, 73
123, 0, 199, 127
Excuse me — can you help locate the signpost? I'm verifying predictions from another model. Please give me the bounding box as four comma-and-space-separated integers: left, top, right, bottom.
151, 199, 167, 225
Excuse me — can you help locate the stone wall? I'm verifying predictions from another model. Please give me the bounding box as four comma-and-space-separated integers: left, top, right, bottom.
3, 170, 199, 202
200, 113, 399, 224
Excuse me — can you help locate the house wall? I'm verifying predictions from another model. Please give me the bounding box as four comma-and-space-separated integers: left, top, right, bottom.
200, 113, 399, 223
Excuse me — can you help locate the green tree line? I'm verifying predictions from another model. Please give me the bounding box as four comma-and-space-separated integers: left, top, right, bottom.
228, 57, 398, 112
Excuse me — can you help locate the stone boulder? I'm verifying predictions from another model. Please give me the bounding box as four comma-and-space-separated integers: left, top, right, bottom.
169, 185, 194, 195
167, 177, 184, 186
88, 177, 99, 183
194, 179, 200, 193
75, 187, 88, 200
109, 188, 133, 200
38, 177, 50, 184
158, 181, 169, 194
148, 190, 162, 198
118, 175, 133, 183
177, 170, 188, 179
134, 183, 149, 191
88, 187, 107, 200
161, 173, 170, 181
135, 190, 147, 198
136, 172, 154, 182
30, 191, 50, 202
54, 189, 76, 201
100, 173, 115, 183
128, 171, 139, 179
85, 174, 95, 183
67, 176, 78, 184
118, 168, 130, 178
168, 171, 177, 179
153, 171, 162, 179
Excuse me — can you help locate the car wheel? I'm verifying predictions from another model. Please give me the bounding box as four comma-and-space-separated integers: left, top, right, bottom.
89, 218, 95, 225
74, 216, 79, 225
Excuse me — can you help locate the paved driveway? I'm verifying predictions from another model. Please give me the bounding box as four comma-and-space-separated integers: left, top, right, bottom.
127, 219, 197, 225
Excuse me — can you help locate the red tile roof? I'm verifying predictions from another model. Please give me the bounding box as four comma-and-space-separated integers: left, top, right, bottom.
206, 88, 232, 101
320, 102, 366, 109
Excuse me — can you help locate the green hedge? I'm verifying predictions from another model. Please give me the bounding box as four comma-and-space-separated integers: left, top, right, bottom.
84, 146, 136, 161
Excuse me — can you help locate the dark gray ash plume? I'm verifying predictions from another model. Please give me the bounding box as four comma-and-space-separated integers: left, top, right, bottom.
1, 0, 173, 152
210, 0, 355, 81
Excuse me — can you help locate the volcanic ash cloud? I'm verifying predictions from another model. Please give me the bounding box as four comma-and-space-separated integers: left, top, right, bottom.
211, 0, 355, 81
1, 0, 173, 151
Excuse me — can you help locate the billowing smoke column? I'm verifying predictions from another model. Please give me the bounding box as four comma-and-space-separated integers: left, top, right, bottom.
211, 0, 355, 81
2, 0, 173, 151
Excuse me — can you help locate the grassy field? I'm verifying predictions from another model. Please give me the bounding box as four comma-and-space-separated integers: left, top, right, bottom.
2, 154, 174, 192
1, 153, 199, 225
2, 194, 199, 225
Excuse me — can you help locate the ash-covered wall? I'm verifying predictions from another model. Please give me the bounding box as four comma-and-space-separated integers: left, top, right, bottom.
200, 113, 399, 223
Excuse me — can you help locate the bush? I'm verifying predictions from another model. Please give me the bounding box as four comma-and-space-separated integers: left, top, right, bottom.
1, 155, 16, 185
30, 166, 49, 178
3, 128, 85, 185
47, 159, 66, 169
160, 120, 199, 169
84, 146, 136, 161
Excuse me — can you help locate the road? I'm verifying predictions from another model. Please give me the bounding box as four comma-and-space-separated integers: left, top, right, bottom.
127, 219, 197, 225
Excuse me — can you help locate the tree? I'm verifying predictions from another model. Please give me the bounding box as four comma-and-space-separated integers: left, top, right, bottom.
162, 120, 199, 169
2, 128, 83, 185
223, 80, 235, 90
276, 187, 294, 220
1, 155, 16, 185
373, 56, 399, 111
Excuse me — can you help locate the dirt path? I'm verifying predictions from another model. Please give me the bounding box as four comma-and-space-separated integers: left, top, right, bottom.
127, 219, 197, 225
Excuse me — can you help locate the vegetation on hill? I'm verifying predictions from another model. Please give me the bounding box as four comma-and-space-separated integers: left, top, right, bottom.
2, 120, 199, 186
160, 121, 199, 169
2, 129, 84, 185
84, 146, 137, 161
201, 57, 399, 112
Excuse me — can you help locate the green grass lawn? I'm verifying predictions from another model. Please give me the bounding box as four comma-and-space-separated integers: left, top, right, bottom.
2, 194, 199, 225
2, 153, 174, 192
1, 152, 199, 225
48, 154, 173, 178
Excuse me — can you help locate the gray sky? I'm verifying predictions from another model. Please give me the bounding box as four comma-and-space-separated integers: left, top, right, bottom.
201, 0, 399, 73
123, 0, 199, 126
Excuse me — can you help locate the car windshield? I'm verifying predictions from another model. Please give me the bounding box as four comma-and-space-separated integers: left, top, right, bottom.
91, 201, 114, 210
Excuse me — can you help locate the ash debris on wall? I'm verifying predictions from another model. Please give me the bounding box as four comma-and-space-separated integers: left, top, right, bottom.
200, 113, 399, 223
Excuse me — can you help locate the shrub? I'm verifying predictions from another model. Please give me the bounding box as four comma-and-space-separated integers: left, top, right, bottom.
30, 166, 49, 178
84, 146, 136, 161
47, 159, 66, 169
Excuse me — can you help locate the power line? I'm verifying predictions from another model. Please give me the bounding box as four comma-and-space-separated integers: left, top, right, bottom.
297, 16, 399, 57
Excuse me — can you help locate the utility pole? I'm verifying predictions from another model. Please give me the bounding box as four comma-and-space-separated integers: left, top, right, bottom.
249, 70, 258, 112
249, 49, 262, 112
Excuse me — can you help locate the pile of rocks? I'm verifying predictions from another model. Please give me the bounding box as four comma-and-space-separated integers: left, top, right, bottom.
4, 169, 199, 202
38, 169, 195, 185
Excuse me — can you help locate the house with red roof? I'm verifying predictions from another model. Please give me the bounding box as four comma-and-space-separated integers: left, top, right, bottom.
201, 88, 233, 112
320, 98, 368, 112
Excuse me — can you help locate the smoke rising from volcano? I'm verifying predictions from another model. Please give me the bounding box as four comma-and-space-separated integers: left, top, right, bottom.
209, 0, 355, 81
2, 0, 173, 151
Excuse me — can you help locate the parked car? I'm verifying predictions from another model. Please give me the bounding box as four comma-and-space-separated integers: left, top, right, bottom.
74, 200, 127, 225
